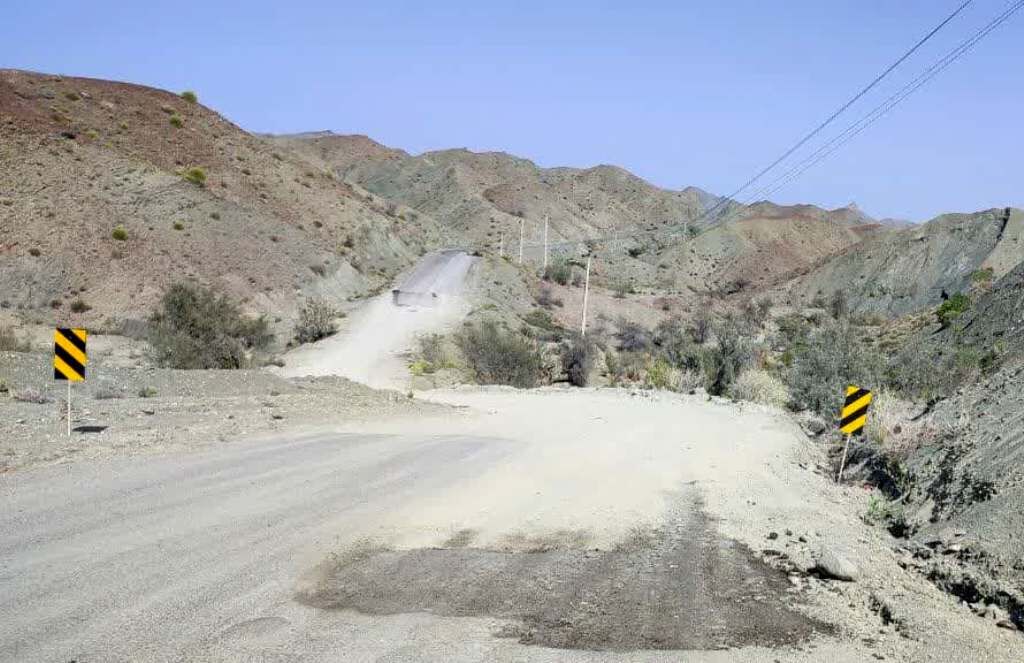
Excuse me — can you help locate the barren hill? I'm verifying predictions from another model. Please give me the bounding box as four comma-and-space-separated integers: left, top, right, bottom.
271, 132, 889, 295
0, 71, 444, 336
783, 207, 1024, 316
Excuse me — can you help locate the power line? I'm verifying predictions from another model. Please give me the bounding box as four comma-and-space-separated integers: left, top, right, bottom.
518, 0, 1018, 254
741, 0, 1024, 207
696, 0, 974, 222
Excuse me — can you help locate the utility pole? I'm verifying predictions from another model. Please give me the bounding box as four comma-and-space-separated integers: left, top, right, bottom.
581, 255, 592, 336
543, 215, 549, 272
518, 217, 524, 264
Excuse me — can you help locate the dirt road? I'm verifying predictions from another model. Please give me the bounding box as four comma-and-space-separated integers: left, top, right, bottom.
279, 251, 474, 390
1, 388, 1013, 662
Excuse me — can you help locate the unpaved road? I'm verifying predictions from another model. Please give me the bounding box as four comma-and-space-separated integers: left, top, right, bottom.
2, 388, 1015, 662
279, 251, 474, 390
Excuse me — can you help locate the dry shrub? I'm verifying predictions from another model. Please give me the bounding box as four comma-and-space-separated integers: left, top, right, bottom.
562, 333, 597, 387
13, 387, 50, 404
295, 299, 339, 344
729, 369, 789, 408
0, 326, 32, 352
455, 320, 542, 388
149, 283, 272, 369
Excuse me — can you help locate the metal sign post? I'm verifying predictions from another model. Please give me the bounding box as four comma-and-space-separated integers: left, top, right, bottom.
54, 327, 88, 436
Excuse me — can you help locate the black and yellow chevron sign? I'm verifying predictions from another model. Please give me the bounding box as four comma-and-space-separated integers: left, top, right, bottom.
53, 328, 88, 382
839, 384, 872, 436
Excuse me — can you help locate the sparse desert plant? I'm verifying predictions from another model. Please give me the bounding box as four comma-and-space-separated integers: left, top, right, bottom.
455, 320, 542, 388
743, 298, 772, 329
543, 260, 572, 286
830, 290, 849, 321
13, 387, 50, 404
173, 221, 184, 231
183, 167, 207, 187
148, 282, 273, 369
294, 299, 339, 344
0, 326, 32, 352
209, 211, 220, 220
785, 322, 881, 418
111, 225, 128, 241
69, 298, 91, 313
644, 358, 676, 391
169, 114, 183, 128
653, 317, 699, 370
28, 247, 41, 257
701, 318, 749, 396
562, 333, 597, 387
690, 314, 712, 345
418, 333, 453, 369
93, 383, 124, 400
522, 309, 564, 339
864, 389, 900, 447
616, 320, 651, 353
409, 359, 434, 376
137, 386, 158, 398
180, 90, 198, 103
729, 369, 789, 407
936, 292, 970, 329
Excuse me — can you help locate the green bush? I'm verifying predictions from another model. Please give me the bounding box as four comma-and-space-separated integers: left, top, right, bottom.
701, 319, 749, 396
180, 90, 198, 103
169, 114, 183, 128
418, 333, 453, 368
543, 260, 572, 286
183, 167, 207, 187
111, 225, 128, 241
936, 292, 970, 329
785, 322, 880, 418
455, 320, 542, 388
562, 333, 597, 387
294, 299, 338, 344
148, 283, 273, 369
653, 317, 700, 370
969, 267, 994, 284
645, 358, 675, 390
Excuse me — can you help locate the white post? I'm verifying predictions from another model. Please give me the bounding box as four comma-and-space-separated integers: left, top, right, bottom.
498, 231, 504, 258
543, 215, 549, 272
518, 218, 524, 265
837, 434, 851, 483
67, 381, 71, 436
581, 256, 592, 336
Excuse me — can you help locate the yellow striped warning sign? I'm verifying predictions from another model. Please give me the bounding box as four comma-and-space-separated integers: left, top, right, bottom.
839, 385, 872, 436
54, 328, 88, 382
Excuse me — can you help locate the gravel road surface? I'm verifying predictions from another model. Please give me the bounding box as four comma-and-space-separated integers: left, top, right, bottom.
2, 388, 1018, 662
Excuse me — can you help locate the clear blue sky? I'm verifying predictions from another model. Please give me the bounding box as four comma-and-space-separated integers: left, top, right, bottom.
5, 1, 1022, 221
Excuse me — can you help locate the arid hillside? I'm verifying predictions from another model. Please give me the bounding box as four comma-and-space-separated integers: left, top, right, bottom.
784, 207, 1024, 316
0, 71, 445, 336
271, 131, 892, 295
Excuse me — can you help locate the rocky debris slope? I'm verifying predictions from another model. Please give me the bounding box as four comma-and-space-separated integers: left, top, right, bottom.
786, 207, 1024, 317
896, 356, 1024, 631
0, 70, 445, 333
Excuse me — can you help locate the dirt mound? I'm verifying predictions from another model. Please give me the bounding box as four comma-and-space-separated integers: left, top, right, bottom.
0, 70, 445, 336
